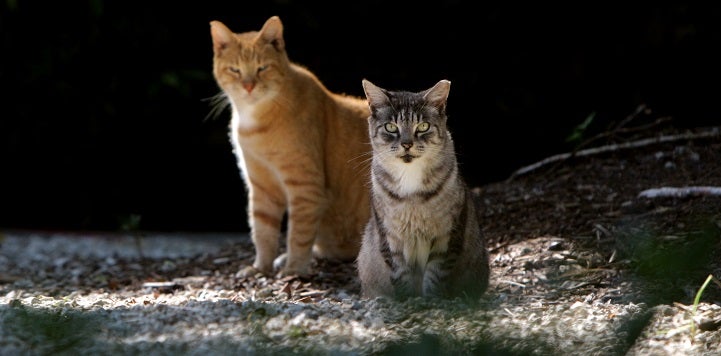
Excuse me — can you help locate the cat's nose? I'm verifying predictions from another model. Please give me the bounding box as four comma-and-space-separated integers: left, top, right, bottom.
242, 80, 255, 93
401, 142, 413, 150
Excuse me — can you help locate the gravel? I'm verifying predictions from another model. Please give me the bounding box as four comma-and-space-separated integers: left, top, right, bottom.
2, 231, 720, 355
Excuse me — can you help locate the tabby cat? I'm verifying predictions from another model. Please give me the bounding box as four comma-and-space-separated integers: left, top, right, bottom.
356, 79, 490, 299
210, 16, 370, 277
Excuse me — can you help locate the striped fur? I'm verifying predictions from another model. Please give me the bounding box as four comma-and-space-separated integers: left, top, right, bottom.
210, 16, 370, 277
356, 79, 490, 300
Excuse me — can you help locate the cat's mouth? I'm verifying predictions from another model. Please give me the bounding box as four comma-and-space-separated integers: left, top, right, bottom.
400, 154, 416, 163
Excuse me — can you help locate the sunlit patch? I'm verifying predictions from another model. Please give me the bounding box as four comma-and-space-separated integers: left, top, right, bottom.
231, 104, 259, 131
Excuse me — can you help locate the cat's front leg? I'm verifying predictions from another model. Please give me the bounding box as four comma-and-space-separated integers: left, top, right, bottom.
280, 185, 326, 277
391, 266, 422, 299
247, 212, 282, 276
239, 179, 286, 278
422, 258, 450, 297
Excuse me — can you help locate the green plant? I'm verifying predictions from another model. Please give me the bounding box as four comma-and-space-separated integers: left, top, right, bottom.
690, 274, 721, 339
565, 111, 596, 144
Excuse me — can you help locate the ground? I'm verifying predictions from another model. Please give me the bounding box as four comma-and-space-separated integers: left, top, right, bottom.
1, 121, 720, 355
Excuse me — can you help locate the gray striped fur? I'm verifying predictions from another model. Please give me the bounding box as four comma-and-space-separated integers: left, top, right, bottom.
356, 79, 490, 300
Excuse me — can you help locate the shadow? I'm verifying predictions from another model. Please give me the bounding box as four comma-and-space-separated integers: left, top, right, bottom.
380, 332, 550, 356
363, 296, 561, 356
0, 299, 315, 355
1, 301, 103, 354
0, 295, 557, 355
615, 213, 721, 306
609, 308, 656, 356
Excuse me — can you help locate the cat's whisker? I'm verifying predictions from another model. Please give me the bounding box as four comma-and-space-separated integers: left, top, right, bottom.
350, 145, 393, 165
349, 153, 376, 171
203, 92, 231, 122
348, 150, 375, 163
371, 148, 396, 166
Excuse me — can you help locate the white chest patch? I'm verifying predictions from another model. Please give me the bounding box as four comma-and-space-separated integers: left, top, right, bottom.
387, 159, 427, 196
230, 104, 258, 132
229, 105, 260, 183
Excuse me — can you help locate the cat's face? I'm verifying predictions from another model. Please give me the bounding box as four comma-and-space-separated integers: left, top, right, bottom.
210, 16, 289, 107
362, 80, 451, 166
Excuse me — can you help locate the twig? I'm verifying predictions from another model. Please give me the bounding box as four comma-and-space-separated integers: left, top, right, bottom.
500, 280, 526, 288
573, 105, 663, 152
576, 116, 672, 151
638, 186, 721, 199
510, 127, 720, 179
611, 104, 648, 131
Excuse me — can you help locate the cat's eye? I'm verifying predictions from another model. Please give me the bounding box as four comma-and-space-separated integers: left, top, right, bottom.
416, 122, 430, 133
257, 65, 268, 73
228, 67, 241, 74
384, 123, 398, 133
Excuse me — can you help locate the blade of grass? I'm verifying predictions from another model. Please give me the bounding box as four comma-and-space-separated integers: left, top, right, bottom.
690, 274, 721, 339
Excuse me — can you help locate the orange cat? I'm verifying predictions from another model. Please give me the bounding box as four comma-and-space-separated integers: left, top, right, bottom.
209, 16, 370, 277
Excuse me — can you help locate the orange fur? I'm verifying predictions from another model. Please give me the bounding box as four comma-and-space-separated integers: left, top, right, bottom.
210, 16, 370, 277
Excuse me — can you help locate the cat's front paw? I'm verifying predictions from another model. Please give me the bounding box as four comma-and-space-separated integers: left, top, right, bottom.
272, 253, 288, 271
277, 265, 313, 278
236, 265, 266, 279
273, 254, 312, 278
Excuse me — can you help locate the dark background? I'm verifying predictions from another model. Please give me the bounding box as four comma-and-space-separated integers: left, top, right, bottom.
1, 1, 719, 233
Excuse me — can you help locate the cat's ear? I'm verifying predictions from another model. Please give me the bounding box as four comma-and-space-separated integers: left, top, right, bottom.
210, 21, 234, 54
362, 79, 389, 108
259, 16, 285, 51
423, 80, 451, 111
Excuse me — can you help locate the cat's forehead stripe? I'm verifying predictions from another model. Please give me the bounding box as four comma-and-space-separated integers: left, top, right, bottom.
392, 110, 423, 123
240, 47, 256, 62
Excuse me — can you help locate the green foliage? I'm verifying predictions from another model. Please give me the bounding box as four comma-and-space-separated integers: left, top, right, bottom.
565, 111, 596, 144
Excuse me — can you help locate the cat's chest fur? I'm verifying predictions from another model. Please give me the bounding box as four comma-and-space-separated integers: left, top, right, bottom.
378, 174, 460, 268
228, 103, 283, 178
381, 157, 431, 197
228, 106, 257, 157
228, 101, 285, 158
387, 204, 451, 267
230, 104, 260, 133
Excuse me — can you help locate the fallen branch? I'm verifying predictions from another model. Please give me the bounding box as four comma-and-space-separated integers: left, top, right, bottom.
510, 127, 720, 179
638, 186, 721, 199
